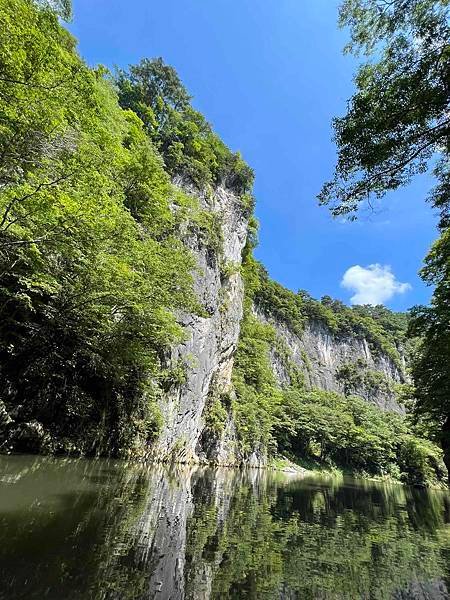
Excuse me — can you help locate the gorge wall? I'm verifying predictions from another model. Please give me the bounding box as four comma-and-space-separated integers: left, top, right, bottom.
152, 183, 250, 466
257, 308, 406, 413
152, 182, 408, 467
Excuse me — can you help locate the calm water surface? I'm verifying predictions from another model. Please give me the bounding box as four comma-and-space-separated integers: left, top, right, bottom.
0, 455, 449, 599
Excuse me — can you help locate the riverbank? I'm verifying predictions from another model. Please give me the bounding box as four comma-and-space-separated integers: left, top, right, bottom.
268, 454, 449, 490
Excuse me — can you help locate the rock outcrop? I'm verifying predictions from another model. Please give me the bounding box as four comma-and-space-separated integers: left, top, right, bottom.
152, 183, 407, 466
152, 182, 405, 466
153, 184, 249, 465
257, 307, 406, 413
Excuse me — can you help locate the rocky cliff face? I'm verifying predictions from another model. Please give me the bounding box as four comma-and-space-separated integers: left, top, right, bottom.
257, 307, 406, 413
153, 184, 406, 466
152, 184, 249, 465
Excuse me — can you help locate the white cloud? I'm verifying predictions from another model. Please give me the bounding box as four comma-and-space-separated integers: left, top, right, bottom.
341, 264, 411, 306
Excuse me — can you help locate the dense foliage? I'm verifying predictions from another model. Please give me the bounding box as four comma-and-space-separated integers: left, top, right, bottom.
116, 58, 254, 196
0, 0, 445, 489
319, 0, 450, 479
409, 233, 450, 474
279, 389, 445, 486
231, 254, 285, 455
0, 0, 239, 456
319, 0, 450, 219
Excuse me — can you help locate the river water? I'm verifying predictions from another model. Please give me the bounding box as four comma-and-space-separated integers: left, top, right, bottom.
0, 455, 449, 599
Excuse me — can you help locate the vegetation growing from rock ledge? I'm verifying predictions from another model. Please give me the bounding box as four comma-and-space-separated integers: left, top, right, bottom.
336, 359, 395, 399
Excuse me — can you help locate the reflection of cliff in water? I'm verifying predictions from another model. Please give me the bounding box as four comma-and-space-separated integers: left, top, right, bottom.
94, 466, 450, 600
0, 456, 449, 600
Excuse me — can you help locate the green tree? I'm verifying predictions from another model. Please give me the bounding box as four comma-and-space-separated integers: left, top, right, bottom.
409, 231, 450, 476
38, 0, 72, 19
279, 389, 446, 485
0, 0, 202, 455
319, 0, 450, 220
319, 0, 450, 480
116, 58, 254, 195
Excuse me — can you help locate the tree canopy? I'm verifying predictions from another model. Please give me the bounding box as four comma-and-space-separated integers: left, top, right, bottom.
320, 0, 450, 478
319, 0, 450, 222
116, 58, 254, 196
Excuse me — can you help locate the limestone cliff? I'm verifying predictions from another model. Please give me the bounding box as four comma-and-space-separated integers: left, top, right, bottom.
153, 183, 249, 465
256, 306, 406, 413
153, 182, 408, 467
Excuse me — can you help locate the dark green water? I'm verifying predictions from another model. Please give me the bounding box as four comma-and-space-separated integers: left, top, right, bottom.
0, 456, 449, 599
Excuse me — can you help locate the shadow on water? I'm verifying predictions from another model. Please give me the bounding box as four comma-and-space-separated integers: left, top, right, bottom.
0, 455, 449, 599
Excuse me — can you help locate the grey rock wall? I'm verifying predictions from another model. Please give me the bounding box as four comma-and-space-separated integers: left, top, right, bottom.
152, 184, 249, 464
151, 181, 407, 467
256, 306, 406, 413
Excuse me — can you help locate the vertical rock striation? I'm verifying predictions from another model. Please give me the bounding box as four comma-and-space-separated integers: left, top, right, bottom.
257, 306, 406, 413
153, 184, 249, 464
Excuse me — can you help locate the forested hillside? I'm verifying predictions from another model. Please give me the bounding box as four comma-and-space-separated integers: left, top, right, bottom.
0, 0, 250, 455
0, 0, 447, 487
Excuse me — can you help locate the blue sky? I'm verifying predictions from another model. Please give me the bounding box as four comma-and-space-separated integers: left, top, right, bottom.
69, 0, 438, 311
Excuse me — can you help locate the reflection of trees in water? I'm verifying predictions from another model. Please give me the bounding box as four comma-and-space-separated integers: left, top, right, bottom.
184, 475, 450, 599
0, 457, 449, 599
0, 456, 151, 600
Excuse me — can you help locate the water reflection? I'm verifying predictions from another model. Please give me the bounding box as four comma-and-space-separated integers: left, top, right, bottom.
0, 455, 449, 599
